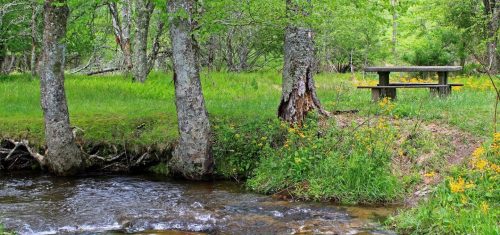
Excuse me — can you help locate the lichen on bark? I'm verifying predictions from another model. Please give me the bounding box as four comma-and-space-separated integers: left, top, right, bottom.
168, 0, 213, 180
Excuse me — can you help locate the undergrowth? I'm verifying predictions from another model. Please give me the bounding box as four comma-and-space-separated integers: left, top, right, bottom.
245, 114, 404, 204
388, 134, 500, 234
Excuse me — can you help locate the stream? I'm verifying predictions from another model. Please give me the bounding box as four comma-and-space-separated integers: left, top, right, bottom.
0, 173, 398, 234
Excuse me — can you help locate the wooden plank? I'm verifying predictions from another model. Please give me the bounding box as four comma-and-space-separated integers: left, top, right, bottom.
364, 66, 462, 72
378, 72, 390, 86
437, 71, 451, 96
372, 88, 396, 101
385, 83, 464, 86
357, 85, 449, 89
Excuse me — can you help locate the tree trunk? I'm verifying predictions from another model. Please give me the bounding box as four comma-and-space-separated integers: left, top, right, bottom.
108, 1, 133, 72
483, 0, 499, 74
132, 0, 154, 83
40, 0, 84, 176
31, 2, 40, 77
148, 19, 165, 73
120, 0, 132, 71
390, 0, 398, 61
168, 0, 213, 180
278, 0, 329, 124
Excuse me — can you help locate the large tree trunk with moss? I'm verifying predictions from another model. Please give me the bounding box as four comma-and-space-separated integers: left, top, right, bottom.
483, 0, 499, 74
40, 0, 84, 176
132, 0, 154, 83
278, 0, 329, 124
168, 0, 213, 180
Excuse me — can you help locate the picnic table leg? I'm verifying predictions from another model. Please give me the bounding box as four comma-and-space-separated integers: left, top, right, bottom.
435, 71, 451, 97
375, 72, 396, 101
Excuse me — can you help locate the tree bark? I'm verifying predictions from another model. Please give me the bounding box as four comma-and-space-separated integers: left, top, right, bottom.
108, 1, 133, 71
121, 0, 133, 70
390, 0, 398, 61
278, 0, 329, 124
148, 19, 165, 73
168, 0, 213, 180
132, 0, 154, 83
40, 0, 84, 176
30, 1, 40, 77
483, 0, 499, 74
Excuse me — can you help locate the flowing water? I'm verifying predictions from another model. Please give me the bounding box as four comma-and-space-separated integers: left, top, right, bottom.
0, 173, 398, 234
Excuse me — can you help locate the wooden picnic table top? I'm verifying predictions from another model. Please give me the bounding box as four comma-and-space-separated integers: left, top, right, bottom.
364, 66, 462, 73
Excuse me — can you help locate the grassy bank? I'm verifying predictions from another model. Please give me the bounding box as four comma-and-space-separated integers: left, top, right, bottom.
1, 72, 497, 145
1, 71, 499, 231
388, 138, 499, 234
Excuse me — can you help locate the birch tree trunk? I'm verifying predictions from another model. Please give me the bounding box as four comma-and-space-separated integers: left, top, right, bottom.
30, 1, 40, 77
168, 0, 213, 179
483, 0, 499, 74
40, 0, 84, 176
121, 0, 133, 71
278, 0, 329, 124
108, 1, 133, 72
132, 0, 154, 83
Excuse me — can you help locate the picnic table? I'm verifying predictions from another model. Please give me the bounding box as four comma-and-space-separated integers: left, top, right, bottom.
358, 66, 463, 101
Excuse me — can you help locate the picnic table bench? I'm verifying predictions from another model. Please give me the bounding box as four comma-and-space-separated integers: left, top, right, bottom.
359, 66, 463, 101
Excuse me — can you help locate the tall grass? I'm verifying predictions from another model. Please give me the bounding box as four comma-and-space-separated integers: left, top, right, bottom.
0, 71, 496, 147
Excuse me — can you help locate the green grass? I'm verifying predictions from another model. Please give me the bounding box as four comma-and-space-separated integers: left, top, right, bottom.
0, 71, 497, 147
388, 141, 499, 234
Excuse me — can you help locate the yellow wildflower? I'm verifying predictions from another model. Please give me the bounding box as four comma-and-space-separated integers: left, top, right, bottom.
493, 132, 500, 142
449, 177, 465, 193
491, 164, 500, 173
460, 194, 468, 204
298, 132, 305, 138
424, 172, 436, 178
481, 201, 489, 214
472, 147, 485, 158
474, 159, 489, 171
465, 182, 475, 189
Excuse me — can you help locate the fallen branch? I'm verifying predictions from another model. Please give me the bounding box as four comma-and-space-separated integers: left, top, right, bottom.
86, 67, 121, 76
331, 110, 359, 115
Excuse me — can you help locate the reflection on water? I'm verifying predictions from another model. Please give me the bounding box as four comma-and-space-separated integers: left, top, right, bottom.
0, 173, 397, 234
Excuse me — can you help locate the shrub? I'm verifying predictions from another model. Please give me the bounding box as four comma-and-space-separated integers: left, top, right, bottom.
212, 118, 287, 179
247, 115, 404, 204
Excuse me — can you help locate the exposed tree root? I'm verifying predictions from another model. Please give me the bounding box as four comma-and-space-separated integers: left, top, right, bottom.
0, 139, 169, 173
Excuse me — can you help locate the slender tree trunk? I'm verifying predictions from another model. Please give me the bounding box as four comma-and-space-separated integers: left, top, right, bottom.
483, 0, 499, 74
108, 1, 133, 72
225, 29, 236, 72
132, 0, 154, 83
168, 0, 213, 180
40, 0, 84, 176
148, 19, 165, 73
121, 0, 133, 71
0, 43, 5, 74
278, 0, 329, 124
390, 0, 398, 61
31, 2, 40, 77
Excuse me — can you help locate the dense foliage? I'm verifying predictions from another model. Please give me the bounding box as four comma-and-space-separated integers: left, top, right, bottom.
0, 0, 498, 75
